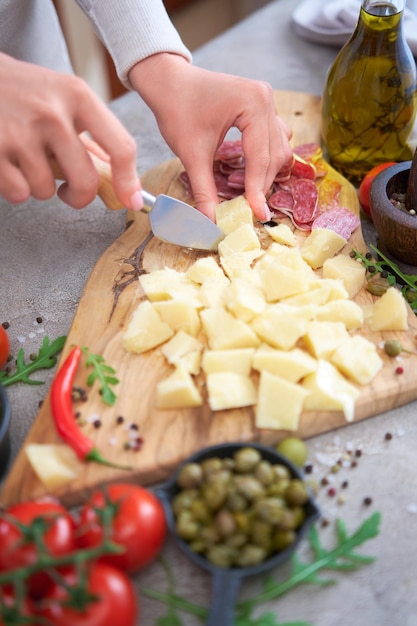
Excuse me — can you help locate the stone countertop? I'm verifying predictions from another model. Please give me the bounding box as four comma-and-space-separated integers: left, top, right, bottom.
1, 0, 417, 624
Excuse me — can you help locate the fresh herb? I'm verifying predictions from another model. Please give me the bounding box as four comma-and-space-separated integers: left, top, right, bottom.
81, 347, 119, 406
0, 335, 66, 387
142, 512, 381, 625
352, 245, 417, 311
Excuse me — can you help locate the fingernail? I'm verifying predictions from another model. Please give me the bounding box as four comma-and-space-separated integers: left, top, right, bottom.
130, 190, 144, 212
263, 203, 272, 221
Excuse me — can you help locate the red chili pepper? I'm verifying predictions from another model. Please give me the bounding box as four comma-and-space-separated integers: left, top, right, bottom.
50, 345, 132, 470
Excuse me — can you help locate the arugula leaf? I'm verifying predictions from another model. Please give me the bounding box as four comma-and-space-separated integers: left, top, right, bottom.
0, 336, 66, 387
142, 513, 380, 626
81, 347, 119, 406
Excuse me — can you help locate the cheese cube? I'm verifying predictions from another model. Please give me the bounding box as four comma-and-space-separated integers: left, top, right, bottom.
161, 330, 203, 365
330, 335, 383, 384
225, 277, 267, 322
255, 370, 309, 431
206, 372, 257, 410
316, 300, 364, 330
202, 348, 255, 376
264, 223, 297, 246
122, 300, 174, 354
153, 300, 201, 336
302, 360, 360, 422
140, 268, 202, 307
250, 304, 312, 351
156, 364, 203, 409
366, 286, 409, 331
301, 228, 347, 269
218, 223, 261, 257
220, 250, 264, 280
322, 254, 366, 298
215, 195, 253, 235
199, 277, 230, 308
186, 256, 226, 283
200, 308, 260, 349
252, 344, 317, 383
258, 247, 315, 301
25, 444, 83, 490
303, 320, 349, 359
177, 350, 202, 375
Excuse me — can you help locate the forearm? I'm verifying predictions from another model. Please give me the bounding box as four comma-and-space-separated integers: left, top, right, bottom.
74, 0, 192, 88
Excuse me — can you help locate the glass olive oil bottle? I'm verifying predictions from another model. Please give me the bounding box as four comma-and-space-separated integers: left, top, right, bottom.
321, 0, 417, 184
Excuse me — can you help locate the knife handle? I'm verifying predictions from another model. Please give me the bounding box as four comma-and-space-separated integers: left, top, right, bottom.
49, 153, 125, 211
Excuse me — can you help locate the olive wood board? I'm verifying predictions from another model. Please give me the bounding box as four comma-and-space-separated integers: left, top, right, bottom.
2, 91, 417, 508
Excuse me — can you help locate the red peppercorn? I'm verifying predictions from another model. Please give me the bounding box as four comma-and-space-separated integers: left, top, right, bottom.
327, 487, 337, 497
396, 366, 404, 375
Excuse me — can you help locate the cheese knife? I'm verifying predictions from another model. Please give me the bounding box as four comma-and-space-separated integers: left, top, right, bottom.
50, 154, 224, 251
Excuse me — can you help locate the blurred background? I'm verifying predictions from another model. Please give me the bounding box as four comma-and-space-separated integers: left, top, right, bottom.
53, 0, 270, 101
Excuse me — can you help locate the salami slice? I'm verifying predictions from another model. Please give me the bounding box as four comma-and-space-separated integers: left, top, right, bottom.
312, 207, 360, 240
267, 188, 294, 212
291, 155, 316, 180
293, 142, 323, 162
215, 140, 243, 161
227, 169, 245, 189
291, 179, 319, 224
317, 178, 342, 212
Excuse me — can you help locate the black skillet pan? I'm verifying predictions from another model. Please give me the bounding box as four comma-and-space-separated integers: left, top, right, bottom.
156, 442, 321, 626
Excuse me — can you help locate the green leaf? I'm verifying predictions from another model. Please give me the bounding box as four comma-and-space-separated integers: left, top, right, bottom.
81, 347, 119, 406
0, 336, 66, 387
143, 513, 381, 626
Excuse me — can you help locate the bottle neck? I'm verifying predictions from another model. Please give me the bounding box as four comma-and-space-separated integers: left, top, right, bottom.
362, 0, 406, 13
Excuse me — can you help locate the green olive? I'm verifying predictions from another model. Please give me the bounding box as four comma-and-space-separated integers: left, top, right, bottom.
177, 462, 204, 488
276, 437, 308, 468
284, 479, 309, 506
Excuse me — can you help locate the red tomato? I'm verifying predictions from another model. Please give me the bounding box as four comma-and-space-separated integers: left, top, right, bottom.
0, 586, 35, 626
77, 483, 166, 573
0, 326, 10, 369
0, 498, 77, 598
358, 162, 396, 216
36, 562, 138, 626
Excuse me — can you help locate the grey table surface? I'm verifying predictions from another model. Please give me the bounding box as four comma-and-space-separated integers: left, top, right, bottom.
1, 1, 417, 624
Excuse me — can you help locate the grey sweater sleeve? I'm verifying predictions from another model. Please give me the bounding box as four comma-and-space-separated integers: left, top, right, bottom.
0, 0, 192, 87
0, 0, 74, 73
74, 0, 192, 87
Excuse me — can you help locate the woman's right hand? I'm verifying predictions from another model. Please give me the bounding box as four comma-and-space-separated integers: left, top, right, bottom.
0, 53, 143, 211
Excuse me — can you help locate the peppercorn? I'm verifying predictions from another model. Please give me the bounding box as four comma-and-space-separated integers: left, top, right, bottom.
327, 487, 336, 497
116, 416, 124, 424
1, 322, 10, 329
363, 497, 373, 506
385, 432, 393, 441
396, 366, 404, 375
341, 480, 349, 489
36, 317, 43, 324
93, 419, 102, 429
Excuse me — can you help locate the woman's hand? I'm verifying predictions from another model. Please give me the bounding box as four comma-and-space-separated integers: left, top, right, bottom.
129, 53, 293, 221
0, 53, 143, 211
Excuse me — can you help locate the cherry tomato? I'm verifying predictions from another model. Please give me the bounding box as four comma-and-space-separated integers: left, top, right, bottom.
358, 162, 396, 216
0, 326, 10, 369
0, 586, 35, 626
0, 498, 77, 598
36, 562, 138, 626
77, 483, 166, 574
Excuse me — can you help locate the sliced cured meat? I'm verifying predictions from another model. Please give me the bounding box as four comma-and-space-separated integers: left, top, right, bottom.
312, 207, 360, 240
227, 169, 245, 189
215, 140, 243, 161
291, 155, 316, 180
291, 179, 319, 224
293, 142, 323, 162
317, 178, 342, 212
267, 188, 294, 212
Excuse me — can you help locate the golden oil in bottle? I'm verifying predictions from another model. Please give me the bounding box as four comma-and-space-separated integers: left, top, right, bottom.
321, 0, 417, 184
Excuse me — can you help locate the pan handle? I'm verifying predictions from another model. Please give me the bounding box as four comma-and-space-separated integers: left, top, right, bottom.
206, 569, 242, 626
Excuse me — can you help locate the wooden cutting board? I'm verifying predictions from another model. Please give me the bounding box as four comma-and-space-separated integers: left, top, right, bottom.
2, 91, 417, 508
